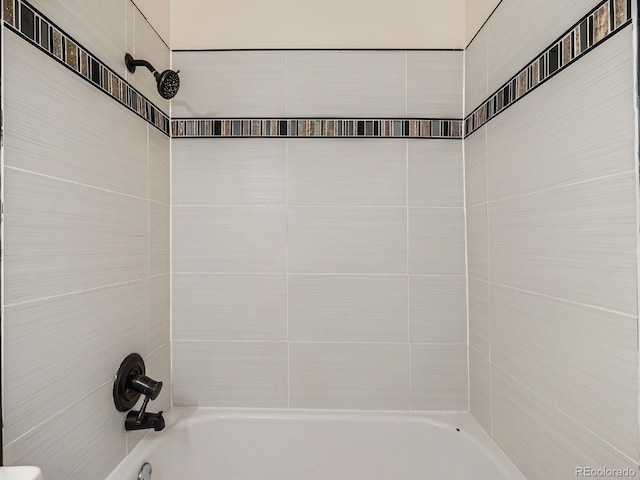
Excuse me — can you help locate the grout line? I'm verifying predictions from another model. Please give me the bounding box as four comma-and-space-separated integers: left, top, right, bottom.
3, 378, 115, 447
171, 204, 463, 209
171, 339, 468, 345
285, 138, 290, 409
480, 279, 639, 320
483, 170, 636, 206
171, 272, 466, 277
491, 363, 640, 465
4, 277, 150, 308
406, 139, 412, 410
4, 165, 151, 203
461, 113, 471, 414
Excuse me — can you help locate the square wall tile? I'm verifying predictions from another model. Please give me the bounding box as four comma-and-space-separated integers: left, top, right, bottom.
287, 139, 407, 207
173, 274, 287, 341
290, 343, 410, 410
172, 51, 286, 117
408, 208, 465, 275
409, 276, 467, 343
172, 139, 286, 206
4, 169, 148, 305
411, 344, 468, 411
172, 206, 287, 273
287, 51, 405, 116
288, 207, 407, 274
407, 51, 463, 118
173, 341, 288, 407
408, 140, 463, 207
289, 275, 408, 342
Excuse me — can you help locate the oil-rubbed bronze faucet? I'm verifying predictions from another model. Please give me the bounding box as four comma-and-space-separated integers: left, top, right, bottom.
113, 353, 166, 432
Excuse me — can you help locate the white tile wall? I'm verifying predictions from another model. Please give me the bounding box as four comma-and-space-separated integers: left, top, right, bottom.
3, 9, 171, 477
491, 369, 638, 480
126, 2, 171, 112
288, 140, 406, 207
409, 276, 467, 343
408, 208, 466, 275
406, 51, 463, 118
4, 36, 148, 199
486, 31, 635, 202
468, 278, 490, 358
491, 284, 639, 459
171, 51, 287, 117
464, 28, 488, 116
173, 341, 288, 407
4, 384, 126, 480
465, 7, 640, 478
29, 0, 126, 75
172, 274, 287, 341
4, 168, 148, 305
288, 207, 407, 274
172, 139, 286, 205
489, 173, 638, 315
170, 51, 467, 410
287, 51, 405, 116
463, 126, 487, 207
172, 206, 287, 273
3, 280, 148, 444
466, 204, 488, 281
289, 275, 408, 342
150, 202, 170, 275
469, 347, 491, 433
408, 140, 464, 207
486, 0, 598, 94
290, 343, 410, 410
411, 344, 468, 410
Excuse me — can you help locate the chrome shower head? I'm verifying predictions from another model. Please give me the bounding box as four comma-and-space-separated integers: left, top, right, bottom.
125, 53, 180, 100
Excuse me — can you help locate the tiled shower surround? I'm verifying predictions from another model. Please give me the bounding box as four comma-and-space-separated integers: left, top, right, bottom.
170, 48, 467, 410
1, 0, 639, 479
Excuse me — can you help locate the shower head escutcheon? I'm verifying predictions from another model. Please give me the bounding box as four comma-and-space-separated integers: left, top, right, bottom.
125, 53, 180, 99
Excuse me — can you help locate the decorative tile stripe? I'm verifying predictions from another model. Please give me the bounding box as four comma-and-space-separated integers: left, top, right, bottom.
465, 0, 632, 137
171, 118, 463, 139
3, 0, 170, 136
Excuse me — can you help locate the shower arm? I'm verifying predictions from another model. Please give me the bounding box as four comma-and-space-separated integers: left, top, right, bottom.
125, 53, 157, 75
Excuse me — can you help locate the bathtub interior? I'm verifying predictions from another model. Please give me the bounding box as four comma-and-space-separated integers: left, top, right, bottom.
108, 408, 526, 480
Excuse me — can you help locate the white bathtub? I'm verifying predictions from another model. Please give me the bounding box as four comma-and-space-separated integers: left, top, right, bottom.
107, 408, 526, 480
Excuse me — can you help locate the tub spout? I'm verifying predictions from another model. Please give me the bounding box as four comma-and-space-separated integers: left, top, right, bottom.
125, 410, 165, 431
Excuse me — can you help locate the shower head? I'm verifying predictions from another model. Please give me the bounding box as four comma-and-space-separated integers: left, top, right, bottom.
125, 53, 180, 100
154, 69, 180, 99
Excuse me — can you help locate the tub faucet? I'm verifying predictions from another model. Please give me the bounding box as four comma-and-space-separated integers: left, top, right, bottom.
113, 353, 166, 432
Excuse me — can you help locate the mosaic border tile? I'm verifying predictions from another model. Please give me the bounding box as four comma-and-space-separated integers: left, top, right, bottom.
3, 0, 170, 136
465, 0, 632, 137
171, 118, 463, 139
